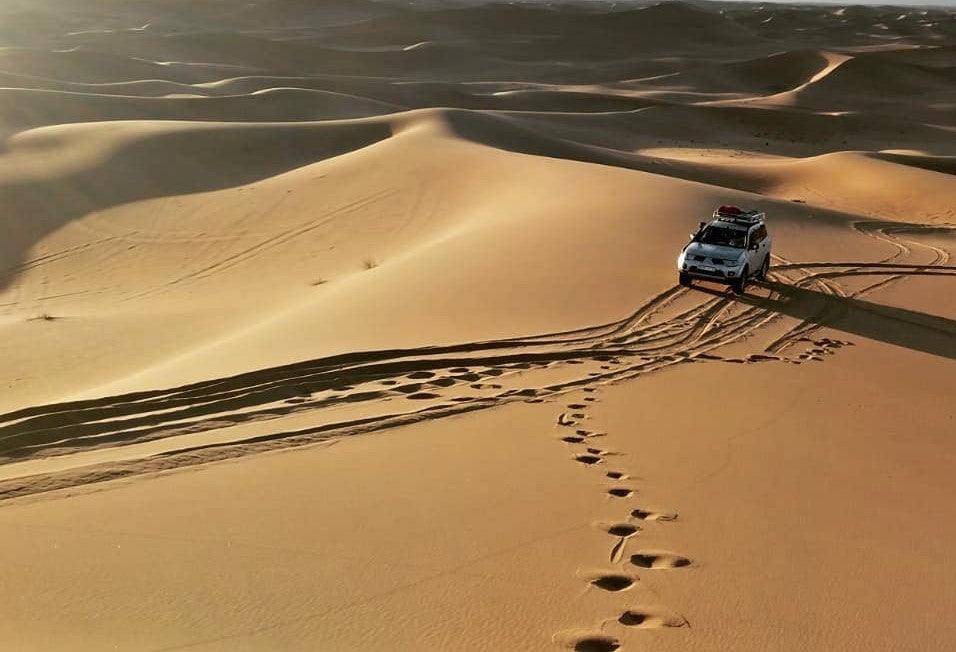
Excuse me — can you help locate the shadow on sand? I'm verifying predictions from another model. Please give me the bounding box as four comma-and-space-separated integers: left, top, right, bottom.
694, 276, 956, 361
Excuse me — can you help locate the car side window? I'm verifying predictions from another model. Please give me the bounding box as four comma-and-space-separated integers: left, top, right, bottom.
751, 226, 766, 243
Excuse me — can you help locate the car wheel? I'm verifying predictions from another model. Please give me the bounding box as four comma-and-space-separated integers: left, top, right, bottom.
679, 272, 692, 287
756, 255, 769, 281
732, 268, 748, 294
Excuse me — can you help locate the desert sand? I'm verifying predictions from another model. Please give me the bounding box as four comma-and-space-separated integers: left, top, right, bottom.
0, 0, 954, 650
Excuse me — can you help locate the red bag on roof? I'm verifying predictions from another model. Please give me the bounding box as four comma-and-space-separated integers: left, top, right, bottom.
717, 205, 742, 215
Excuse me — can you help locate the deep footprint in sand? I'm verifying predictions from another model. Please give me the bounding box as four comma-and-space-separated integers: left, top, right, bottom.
606, 471, 628, 480
406, 371, 435, 379
573, 636, 620, 652
574, 454, 603, 465
590, 574, 635, 592
561, 436, 586, 444
606, 523, 639, 562
631, 508, 678, 522
617, 609, 687, 629
607, 523, 639, 537
429, 377, 457, 387
630, 552, 692, 569
607, 488, 633, 498
406, 392, 441, 400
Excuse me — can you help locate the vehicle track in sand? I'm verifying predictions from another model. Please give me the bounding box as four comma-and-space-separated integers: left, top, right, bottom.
0, 222, 952, 502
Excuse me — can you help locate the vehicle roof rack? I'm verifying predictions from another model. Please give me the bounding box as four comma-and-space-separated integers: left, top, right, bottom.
712, 205, 764, 226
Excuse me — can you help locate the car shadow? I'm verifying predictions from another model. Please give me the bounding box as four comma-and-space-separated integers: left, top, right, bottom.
691, 277, 956, 361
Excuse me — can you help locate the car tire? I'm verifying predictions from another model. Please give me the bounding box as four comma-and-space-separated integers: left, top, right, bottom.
679, 272, 692, 287
756, 255, 769, 281
732, 268, 748, 294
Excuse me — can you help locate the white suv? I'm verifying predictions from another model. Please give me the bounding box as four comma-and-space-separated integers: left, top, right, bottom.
676, 206, 771, 294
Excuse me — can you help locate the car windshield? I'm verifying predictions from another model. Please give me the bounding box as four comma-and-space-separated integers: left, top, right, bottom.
697, 225, 747, 248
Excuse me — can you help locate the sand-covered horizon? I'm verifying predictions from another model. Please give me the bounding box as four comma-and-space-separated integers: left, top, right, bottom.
0, 0, 954, 650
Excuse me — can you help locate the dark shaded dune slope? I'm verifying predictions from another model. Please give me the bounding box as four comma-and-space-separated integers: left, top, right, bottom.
503, 104, 954, 157
0, 47, 248, 84
636, 49, 832, 95
790, 50, 956, 113
0, 88, 402, 135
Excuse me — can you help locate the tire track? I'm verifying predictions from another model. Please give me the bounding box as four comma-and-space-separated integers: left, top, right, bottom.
0, 223, 952, 500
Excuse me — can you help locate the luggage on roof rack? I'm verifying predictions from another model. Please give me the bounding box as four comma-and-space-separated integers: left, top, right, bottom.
713, 205, 764, 225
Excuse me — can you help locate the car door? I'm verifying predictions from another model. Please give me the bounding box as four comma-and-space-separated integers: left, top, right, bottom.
754, 225, 770, 269
746, 227, 761, 270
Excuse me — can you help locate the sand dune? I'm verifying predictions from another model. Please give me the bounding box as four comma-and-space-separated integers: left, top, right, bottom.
0, 0, 954, 650
634, 49, 838, 95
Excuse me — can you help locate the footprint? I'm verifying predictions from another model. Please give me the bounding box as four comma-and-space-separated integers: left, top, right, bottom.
606, 471, 628, 480
607, 523, 639, 537
617, 609, 686, 629
561, 436, 586, 444
631, 508, 677, 522
394, 383, 423, 394
573, 636, 620, 652
584, 397, 597, 402
605, 522, 640, 562
590, 574, 635, 592
630, 552, 691, 569
586, 447, 610, 456
406, 392, 441, 400
607, 488, 633, 498
574, 454, 603, 466
571, 413, 587, 419
554, 631, 620, 652
583, 388, 596, 393
429, 377, 456, 387
558, 413, 577, 426
449, 367, 470, 373
407, 371, 435, 380
567, 404, 587, 409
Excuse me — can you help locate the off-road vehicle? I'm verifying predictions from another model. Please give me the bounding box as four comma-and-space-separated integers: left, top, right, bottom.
676, 206, 771, 293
